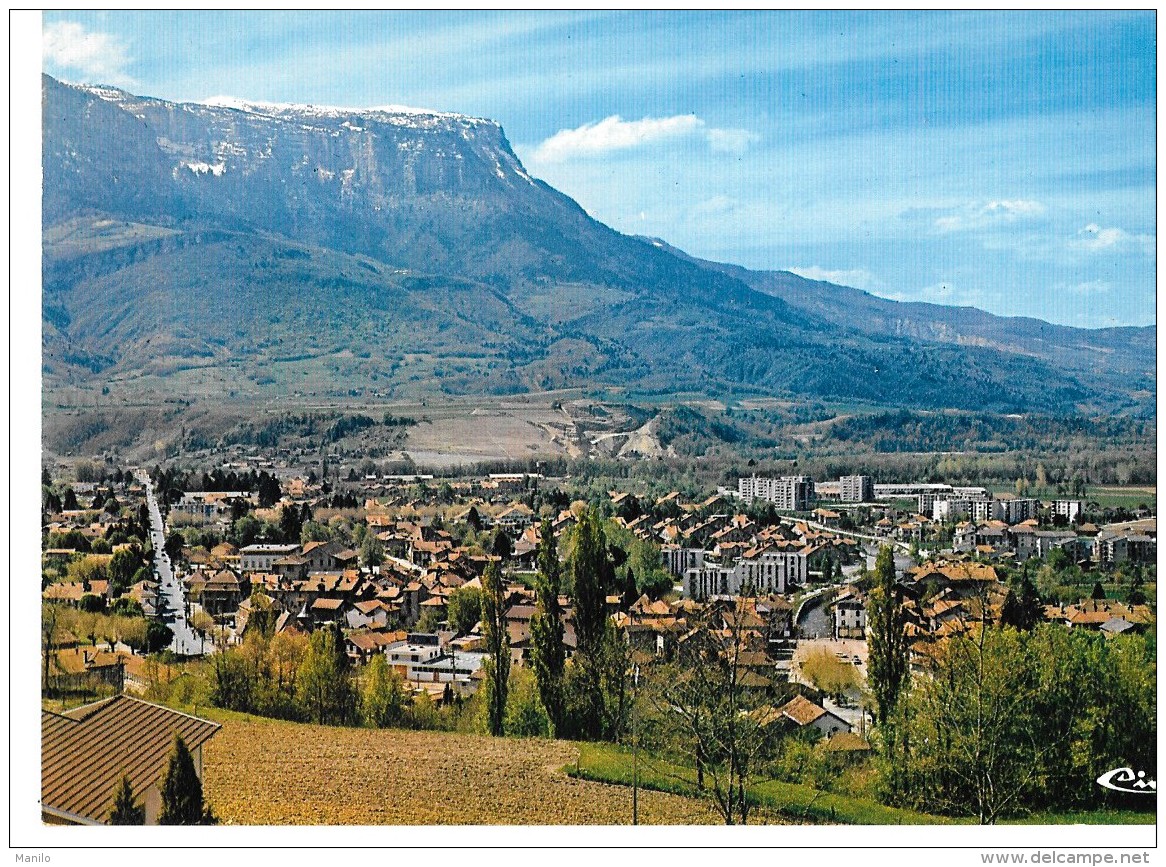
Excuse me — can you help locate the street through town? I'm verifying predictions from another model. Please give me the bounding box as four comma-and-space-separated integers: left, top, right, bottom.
138, 471, 204, 656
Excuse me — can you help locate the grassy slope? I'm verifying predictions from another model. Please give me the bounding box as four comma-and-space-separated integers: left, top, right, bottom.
568, 743, 1155, 826
568, 743, 941, 825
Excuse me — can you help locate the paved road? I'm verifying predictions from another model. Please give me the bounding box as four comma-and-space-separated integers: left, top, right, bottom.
138, 472, 205, 657
861, 544, 916, 576
797, 594, 832, 639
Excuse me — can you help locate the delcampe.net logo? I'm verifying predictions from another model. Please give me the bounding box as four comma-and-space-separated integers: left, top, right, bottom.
1096, 768, 1156, 794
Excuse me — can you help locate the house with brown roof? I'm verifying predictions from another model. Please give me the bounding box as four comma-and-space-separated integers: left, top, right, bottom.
209, 541, 240, 565
495, 503, 535, 531
42, 695, 220, 825
820, 731, 872, 757
345, 629, 407, 664
767, 694, 852, 739
346, 598, 393, 630
46, 647, 128, 695
201, 569, 247, 616
308, 596, 348, 626
1049, 600, 1155, 631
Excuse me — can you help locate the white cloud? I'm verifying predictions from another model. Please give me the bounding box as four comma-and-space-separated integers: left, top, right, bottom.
43, 20, 135, 87
873, 281, 989, 308
1072, 223, 1155, 255
932, 199, 1046, 233
690, 195, 740, 218
706, 127, 760, 155
532, 114, 701, 161
920, 282, 958, 302
1061, 279, 1112, 294
528, 114, 758, 162
786, 266, 879, 291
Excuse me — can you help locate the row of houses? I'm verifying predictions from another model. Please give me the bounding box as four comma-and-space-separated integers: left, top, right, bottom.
660, 513, 862, 601
828, 553, 1156, 673
951, 517, 1156, 566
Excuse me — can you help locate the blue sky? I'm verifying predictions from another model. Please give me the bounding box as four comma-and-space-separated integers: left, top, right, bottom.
41, 10, 1156, 328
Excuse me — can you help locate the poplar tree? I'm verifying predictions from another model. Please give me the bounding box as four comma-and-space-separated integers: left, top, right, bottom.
566, 509, 617, 740
867, 545, 909, 726
569, 510, 608, 653
481, 560, 510, 736
529, 520, 567, 735
295, 626, 355, 725
361, 653, 408, 728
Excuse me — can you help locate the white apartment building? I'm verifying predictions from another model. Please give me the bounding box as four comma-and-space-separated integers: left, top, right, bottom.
953, 487, 990, 499
661, 546, 705, 578
684, 566, 736, 600
1000, 498, 1040, 524
738, 475, 815, 511
932, 497, 1003, 523
833, 597, 866, 639
735, 550, 807, 594
874, 483, 952, 499
384, 632, 443, 679
971, 499, 1003, 522
933, 499, 971, 522
239, 543, 300, 572
839, 475, 873, 503
683, 550, 807, 600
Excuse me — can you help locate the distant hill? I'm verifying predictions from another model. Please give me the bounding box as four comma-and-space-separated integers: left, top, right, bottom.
644, 237, 1155, 409
42, 75, 1154, 418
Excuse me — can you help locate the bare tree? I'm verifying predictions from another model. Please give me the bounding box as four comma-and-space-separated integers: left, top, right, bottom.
640, 598, 778, 824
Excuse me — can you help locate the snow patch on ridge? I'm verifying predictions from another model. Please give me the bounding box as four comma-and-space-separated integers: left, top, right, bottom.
199, 95, 492, 129
184, 161, 226, 177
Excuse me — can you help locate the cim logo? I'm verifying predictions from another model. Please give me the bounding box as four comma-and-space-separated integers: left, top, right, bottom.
1096, 767, 1157, 794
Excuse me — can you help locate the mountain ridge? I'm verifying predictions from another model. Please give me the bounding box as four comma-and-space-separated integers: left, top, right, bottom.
41, 75, 1154, 419
635, 238, 1155, 396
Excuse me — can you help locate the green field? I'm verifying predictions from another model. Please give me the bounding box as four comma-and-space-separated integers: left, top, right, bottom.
989, 486, 1156, 511
567, 742, 945, 825
1085, 486, 1157, 511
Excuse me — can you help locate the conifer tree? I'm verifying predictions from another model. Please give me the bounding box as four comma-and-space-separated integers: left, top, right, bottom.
1001, 564, 1043, 631
109, 775, 145, 825
622, 567, 639, 608
159, 735, 203, 825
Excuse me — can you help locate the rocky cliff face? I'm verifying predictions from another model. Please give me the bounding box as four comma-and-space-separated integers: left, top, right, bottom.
43, 75, 658, 286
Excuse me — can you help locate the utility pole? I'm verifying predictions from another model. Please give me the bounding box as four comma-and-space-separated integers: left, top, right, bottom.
632, 663, 640, 826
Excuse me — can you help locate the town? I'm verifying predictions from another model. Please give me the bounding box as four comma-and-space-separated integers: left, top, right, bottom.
40, 455, 1156, 825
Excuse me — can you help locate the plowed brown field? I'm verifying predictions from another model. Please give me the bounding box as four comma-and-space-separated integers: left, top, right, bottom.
201, 713, 730, 825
